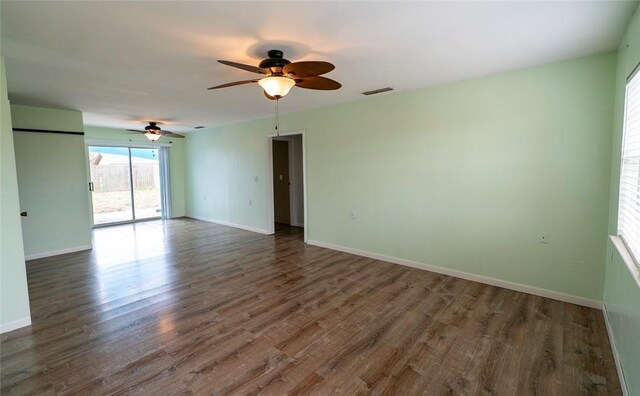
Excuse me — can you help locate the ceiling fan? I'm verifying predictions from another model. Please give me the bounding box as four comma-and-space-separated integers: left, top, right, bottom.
127, 122, 185, 141
208, 49, 341, 99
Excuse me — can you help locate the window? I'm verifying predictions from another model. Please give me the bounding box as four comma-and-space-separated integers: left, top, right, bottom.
618, 64, 640, 265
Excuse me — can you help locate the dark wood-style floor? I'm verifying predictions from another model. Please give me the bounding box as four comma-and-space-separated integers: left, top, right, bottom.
1, 219, 621, 395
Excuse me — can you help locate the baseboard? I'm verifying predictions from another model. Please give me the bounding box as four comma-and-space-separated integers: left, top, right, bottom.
187, 215, 271, 235
0, 317, 31, 334
25, 245, 92, 261
602, 304, 629, 396
306, 239, 602, 309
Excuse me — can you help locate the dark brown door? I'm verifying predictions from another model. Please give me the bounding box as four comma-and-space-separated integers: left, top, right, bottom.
272, 140, 290, 224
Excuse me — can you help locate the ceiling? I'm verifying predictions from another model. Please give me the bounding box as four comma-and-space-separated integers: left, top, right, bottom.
1, 1, 637, 132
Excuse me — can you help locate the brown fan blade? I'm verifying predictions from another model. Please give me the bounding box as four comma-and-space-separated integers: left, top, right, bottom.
263, 90, 277, 101
207, 79, 260, 90
218, 60, 266, 75
295, 76, 342, 90
161, 132, 185, 138
127, 129, 146, 133
283, 61, 335, 78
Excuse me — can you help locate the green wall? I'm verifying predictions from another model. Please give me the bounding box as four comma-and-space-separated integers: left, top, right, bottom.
11, 104, 92, 258
186, 122, 268, 229
186, 52, 616, 302
0, 58, 31, 330
84, 126, 186, 218
604, 4, 640, 395
8, 114, 186, 260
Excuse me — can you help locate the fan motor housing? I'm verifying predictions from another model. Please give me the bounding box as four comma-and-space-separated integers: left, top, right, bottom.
259, 49, 291, 69
145, 122, 161, 132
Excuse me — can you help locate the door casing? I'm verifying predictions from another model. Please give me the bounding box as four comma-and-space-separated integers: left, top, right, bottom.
266, 130, 307, 242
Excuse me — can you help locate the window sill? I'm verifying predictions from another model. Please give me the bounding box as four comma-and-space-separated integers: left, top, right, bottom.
609, 235, 640, 289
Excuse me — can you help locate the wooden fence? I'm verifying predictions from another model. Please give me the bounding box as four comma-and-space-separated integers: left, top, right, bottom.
90, 164, 160, 192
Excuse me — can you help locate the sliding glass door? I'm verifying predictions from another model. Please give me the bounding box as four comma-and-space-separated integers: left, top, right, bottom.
88, 146, 164, 226
131, 148, 162, 221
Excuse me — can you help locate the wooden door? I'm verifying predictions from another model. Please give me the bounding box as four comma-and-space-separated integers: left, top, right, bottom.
272, 140, 290, 224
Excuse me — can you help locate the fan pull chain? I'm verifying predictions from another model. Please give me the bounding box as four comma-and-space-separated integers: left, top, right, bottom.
275, 98, 280, 136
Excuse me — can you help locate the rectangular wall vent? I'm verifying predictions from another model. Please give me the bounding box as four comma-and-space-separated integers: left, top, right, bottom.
362, 87, 393, 96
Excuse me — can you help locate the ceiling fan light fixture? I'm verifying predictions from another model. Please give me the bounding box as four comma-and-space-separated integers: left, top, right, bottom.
258, 76, 295, 98
144, 133, 161, 141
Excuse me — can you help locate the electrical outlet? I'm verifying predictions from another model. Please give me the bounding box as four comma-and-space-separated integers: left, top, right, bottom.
350, 209, 357, 220
254, 176, 259, 183
249, 199, 252, 206
204, 193, 207, 201
538, 232, 549, 244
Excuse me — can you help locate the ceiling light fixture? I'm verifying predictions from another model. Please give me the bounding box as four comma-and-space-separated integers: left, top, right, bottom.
127, 122, 185, 140
144, 133, 161, 141
258, 76, 295, 98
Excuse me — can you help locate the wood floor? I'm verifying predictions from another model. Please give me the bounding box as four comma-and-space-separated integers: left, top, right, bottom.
1, 219, 621, 395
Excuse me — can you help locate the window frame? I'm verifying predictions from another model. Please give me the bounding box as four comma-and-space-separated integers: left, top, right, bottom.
617, 61, 640, 268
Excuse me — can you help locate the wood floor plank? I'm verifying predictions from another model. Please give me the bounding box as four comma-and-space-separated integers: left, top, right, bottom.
562, 304, 621, 396
0, 219, 621, 395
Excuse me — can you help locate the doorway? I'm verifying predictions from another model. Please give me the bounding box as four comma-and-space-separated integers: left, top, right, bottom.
88, 145, 167, 226
267, 131, 306, 240
272, 140, 291, 225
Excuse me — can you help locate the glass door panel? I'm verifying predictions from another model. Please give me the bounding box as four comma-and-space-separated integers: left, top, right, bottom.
88, 146, 134, 225
130, 148, 162, 220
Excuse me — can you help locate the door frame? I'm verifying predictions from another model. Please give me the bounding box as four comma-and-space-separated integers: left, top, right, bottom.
85, 139, 171, 228
266, 129, 307, 242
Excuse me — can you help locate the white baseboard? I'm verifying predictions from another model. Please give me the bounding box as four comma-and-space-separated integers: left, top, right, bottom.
602, 304, 629, 396
25, 245, 92, 261
0, 317, 31, 334
187, 215, 271, 235
306, 239, 602, 309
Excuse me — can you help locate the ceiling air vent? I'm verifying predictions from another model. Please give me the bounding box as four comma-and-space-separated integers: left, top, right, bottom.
362, 87, 393, 96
